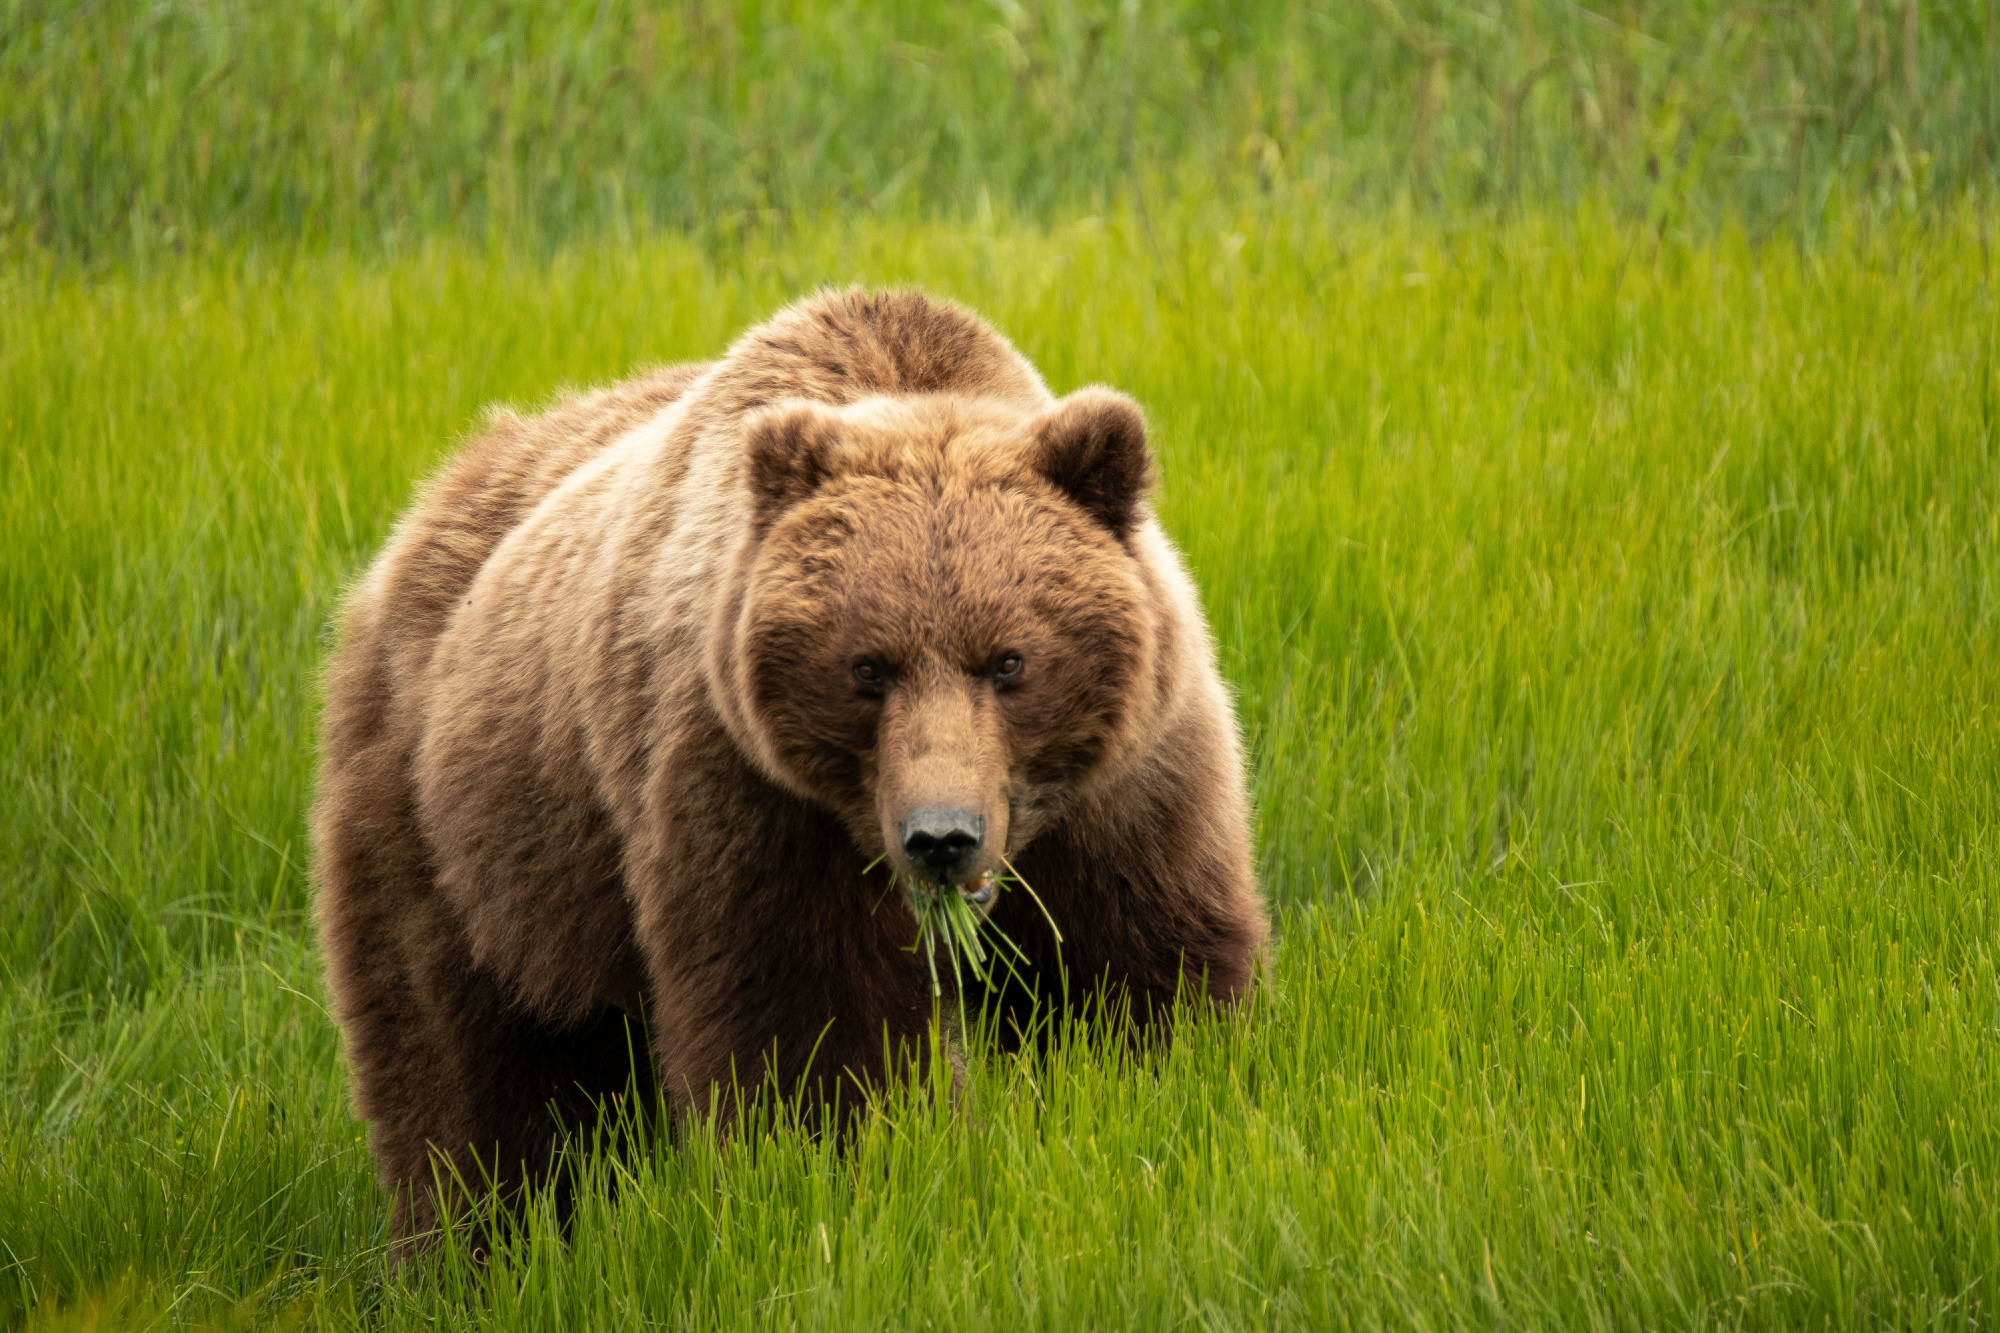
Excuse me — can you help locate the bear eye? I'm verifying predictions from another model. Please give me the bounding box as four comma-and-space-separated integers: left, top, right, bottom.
853, 659, 885, 687
995, 653, 1025, 681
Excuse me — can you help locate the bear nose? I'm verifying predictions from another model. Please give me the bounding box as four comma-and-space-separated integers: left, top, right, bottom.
898, 808, 986, 882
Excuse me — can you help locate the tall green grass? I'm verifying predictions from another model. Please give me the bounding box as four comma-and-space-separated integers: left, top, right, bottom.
3, 201, 1996, 1327
6, 0, 1999, 260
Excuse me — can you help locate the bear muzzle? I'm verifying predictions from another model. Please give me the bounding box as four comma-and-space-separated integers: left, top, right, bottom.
874, 673, 1012, 892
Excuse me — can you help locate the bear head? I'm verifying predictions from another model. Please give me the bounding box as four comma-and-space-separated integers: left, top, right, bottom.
709, 387, 1165, 896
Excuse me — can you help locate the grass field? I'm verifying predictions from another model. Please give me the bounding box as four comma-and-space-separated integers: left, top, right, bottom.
3, 197, 1997, 1329
9, 0, 2000, 258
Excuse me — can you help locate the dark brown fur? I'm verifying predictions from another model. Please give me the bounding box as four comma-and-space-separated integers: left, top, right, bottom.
313, 290, 1266, 1251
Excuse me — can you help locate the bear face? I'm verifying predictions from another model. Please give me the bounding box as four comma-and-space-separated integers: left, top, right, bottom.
711, 389, 1161, 892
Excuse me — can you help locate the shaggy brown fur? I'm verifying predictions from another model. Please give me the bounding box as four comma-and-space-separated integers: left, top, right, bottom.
313, 289, 1267, 1251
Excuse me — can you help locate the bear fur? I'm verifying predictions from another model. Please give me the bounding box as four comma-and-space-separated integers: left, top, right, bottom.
312, 289, 1266, 1249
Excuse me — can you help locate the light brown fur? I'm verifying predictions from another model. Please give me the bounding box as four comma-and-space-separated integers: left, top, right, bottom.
313, 289, 1266, 1250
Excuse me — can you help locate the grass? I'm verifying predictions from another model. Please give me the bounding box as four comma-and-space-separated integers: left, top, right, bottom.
900, 874, 1004, 1000
7, 0, 2000, 260
892, 857, 1058, 1001
3, 197, 1998, 1328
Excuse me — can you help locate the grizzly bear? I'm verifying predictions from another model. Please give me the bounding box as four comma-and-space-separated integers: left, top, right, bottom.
313, 289, 1266, 1249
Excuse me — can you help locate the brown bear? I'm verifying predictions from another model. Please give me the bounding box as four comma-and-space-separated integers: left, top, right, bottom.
312, 288, 1267, 1249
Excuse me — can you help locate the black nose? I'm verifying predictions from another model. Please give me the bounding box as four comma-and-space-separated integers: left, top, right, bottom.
898, 807, 986, 881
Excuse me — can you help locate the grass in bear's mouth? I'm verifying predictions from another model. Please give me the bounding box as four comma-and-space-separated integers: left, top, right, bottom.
867, 855, 1060, 1000
905, 877, 1005, 1000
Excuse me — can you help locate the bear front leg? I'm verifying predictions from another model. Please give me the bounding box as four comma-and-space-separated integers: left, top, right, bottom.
317, 747, 654, 1256
996, 837, 1263, 1043
627, 725, 939, 1133
366, 928, 656, 1254
984, 742, 1267, 1047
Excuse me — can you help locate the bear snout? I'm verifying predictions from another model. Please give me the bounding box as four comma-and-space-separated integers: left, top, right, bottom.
898, 806, 987, 883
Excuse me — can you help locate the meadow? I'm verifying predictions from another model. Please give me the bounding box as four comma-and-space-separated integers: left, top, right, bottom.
4, 199, 1996, 1330
6, 1, 2000, 1328
8, 0, 1997, 257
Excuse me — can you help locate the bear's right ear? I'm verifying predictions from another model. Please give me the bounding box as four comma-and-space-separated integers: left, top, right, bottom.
745, 401, 842, 531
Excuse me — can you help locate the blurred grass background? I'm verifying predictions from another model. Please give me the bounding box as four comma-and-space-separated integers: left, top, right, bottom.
4, 0, 1996, 260
4, 2, 2000, 1329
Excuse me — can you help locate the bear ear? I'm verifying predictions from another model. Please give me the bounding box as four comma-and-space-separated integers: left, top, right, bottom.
1030, 387, 1154, 541
745, 401, 843, 531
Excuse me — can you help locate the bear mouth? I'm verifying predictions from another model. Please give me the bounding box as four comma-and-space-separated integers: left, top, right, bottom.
905, 873, 997, 911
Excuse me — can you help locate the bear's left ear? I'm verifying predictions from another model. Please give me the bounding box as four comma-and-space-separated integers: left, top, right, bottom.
1031, 387, 1154, 542
745, 400, 843, 532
